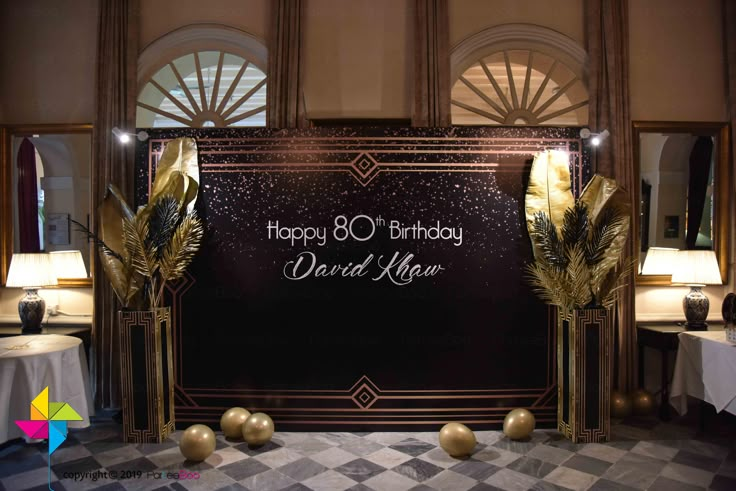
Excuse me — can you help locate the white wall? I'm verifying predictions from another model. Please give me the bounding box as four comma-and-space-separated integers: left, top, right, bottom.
139, 0, 268, 50
0, 0, 98, 124
449, 0, 584, 48
301, 0, 412, 120
629, 0, 726, 122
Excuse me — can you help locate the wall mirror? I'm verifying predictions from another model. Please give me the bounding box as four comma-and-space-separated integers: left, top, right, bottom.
1, 124, 93, 287
634, 121, 730, 286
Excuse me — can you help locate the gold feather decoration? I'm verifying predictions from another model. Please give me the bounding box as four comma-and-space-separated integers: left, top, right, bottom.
149, 137, 200, 212
525, 149, 575, 259
123, 208, 158, 285
81, 137, 204, 310
157, 213, 204, 306
97, 184, 142, 307
524, 150, 632, 313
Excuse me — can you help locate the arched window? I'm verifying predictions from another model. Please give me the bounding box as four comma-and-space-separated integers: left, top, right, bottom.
136, 25, 267, 128
450, 24, 588, 126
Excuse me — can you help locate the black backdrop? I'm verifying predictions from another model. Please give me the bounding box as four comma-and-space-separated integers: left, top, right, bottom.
135, 127, 590, 430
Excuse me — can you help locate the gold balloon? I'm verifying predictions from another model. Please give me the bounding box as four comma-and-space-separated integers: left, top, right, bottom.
503, 408, 536, 440
611, 390, 632, 419
179, 424, 216, 461
630, 389, 655, 416
439, 422, 477, 457
242, 412, 275, 446
220, 407, 251, 439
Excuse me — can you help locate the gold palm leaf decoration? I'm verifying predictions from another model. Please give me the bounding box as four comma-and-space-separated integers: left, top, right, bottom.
93, 137, 204, 309
578, 175, 631, 288
150, 137, 200, 212
159, 213, 204, 283
122, 207, 158, 283
97, 184, 142, 307
525, 150, 632, 312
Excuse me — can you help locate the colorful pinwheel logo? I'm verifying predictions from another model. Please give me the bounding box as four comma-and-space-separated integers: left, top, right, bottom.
15, 386, 82, 455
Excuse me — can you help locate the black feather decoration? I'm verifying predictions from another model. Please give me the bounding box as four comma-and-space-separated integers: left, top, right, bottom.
70, 218, 124, 263
585, 205, 625, 265
147, 195, 180, 260
530, 212, 567, 271
562, 202, 589, 249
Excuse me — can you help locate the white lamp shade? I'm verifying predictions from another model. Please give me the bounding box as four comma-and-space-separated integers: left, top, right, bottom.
6, 253, 58, 288
641, 247, 679, 275
49, 250, 88, 278
671, 250, 722, 285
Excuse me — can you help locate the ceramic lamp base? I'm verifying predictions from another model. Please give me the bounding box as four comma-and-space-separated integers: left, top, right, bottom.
683, 286, 709, 331
725, 325, 736, 344
19, 288, 45, 334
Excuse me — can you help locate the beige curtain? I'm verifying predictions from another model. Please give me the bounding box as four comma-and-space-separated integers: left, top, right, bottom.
725, 0, 736, 286
92, 0, 139, 409
412, 0, 451, 127
267, 0, 305, 128
585, 0, 637, 392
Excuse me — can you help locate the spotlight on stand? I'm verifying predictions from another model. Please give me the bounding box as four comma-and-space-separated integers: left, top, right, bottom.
580, 128, 610, 146
112, 127, 149, 144
111, 127, 129, 143
591, 129, 610, 146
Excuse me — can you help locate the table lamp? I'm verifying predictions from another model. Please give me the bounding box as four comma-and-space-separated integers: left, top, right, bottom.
671, 250, 722, 330
49, 250, 88, 280
640, 247, 679, 275
5, 253, 58, 334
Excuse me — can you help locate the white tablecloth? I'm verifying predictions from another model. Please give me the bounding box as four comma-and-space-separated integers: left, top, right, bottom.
0, 334, 94, 443
670, 331, 736, 416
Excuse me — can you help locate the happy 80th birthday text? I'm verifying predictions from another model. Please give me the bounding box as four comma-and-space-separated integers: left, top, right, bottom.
264, 214, 463, 285
266, 214, 463, 247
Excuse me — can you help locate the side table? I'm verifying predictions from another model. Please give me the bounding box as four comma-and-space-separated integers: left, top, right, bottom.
636, 323, 685, 421
0, 315, 92, 363
0, 326, 91, 362
637, 322, 725, 421
0, 334, 94, 444
670, 331, 736, 416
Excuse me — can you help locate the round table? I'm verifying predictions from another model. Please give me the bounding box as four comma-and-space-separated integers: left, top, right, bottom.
0, 334, 94, 444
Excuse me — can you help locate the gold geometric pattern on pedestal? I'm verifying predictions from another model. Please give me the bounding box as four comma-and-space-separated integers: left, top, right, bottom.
557, 308, 612, 443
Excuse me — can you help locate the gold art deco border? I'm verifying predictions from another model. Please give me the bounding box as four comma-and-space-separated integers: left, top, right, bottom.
557, 308, 612, 443
119, 308, 175, 442
141, 132, 584, 427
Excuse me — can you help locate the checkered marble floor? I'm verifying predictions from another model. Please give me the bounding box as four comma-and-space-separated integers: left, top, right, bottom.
1, 415, 735, 491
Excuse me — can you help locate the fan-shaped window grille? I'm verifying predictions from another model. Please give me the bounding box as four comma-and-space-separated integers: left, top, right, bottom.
451, 50, 588, 126
137, 50, 266, 128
